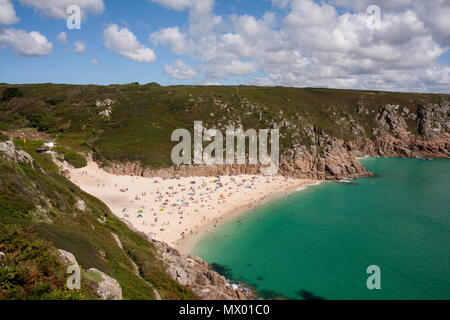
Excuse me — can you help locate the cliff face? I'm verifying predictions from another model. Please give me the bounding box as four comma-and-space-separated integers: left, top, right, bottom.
102, 101, 449, 180
152, 240, 254, 300
2, 84, 449, 180
348, 102, 449, 159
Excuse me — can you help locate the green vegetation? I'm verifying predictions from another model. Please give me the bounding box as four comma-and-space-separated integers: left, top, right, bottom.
15, 139, 59, 173
0, 225, 96, 300
0, 144, 197, 300
1, 83, 447, 170
1, 87, 22, 102
0, 83, 448, 300
53, 147, 87, 168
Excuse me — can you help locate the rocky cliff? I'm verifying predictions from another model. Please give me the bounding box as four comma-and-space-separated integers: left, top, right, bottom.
152, 239, 254, 300
101, 101, 449, 180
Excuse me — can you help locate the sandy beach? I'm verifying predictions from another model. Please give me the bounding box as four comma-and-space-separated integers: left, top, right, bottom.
66, 160, 318, 254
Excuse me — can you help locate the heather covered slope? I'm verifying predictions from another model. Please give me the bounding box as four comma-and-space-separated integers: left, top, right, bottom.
1, 83, 448, 179
0, 140, 197, 300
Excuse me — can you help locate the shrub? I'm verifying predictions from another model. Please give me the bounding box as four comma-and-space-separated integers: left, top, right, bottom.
29, 110, 58, 133
1, 87, 22, 101
54, 147, 87, 168
0, 133, 8, 142
0, 226, 83, 300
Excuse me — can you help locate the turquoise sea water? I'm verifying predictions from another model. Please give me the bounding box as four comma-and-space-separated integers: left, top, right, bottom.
192, 158, 450, 300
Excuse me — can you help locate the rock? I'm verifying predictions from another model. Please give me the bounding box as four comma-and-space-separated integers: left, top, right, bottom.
375, 104, 410, 139
172, 266, 189, 286
87, 268, 122, 300
167, 268, 177, 280
98, 250, 106, 258
418, 101, 450, 139
59, 250, 121, 300
75, 200, 86, 212
152, 240, 254, 300
58, 249, 78, 266
99, 108, 112, 118
0, 140, 34, 166
236, 289, 247, 300
100, 100, 449, 181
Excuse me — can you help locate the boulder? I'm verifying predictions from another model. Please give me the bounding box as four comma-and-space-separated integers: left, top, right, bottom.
0, 140, 34, 166
87, 268, 122, 300
58, 249, 78, 266
75, 200, 86, 212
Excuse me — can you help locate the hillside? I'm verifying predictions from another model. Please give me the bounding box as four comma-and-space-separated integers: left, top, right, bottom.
0, 138, 199, 300
0, 83, 449, 299
0, 83, 448, 180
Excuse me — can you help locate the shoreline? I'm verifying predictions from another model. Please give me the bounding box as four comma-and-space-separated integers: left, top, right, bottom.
175, 180, 323, 254
64, 159, 318, 253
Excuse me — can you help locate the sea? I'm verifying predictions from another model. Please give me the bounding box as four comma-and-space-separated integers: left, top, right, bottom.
192, 158, 450, 300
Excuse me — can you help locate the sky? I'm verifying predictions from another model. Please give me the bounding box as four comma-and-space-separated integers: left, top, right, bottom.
0, 0, 449, 93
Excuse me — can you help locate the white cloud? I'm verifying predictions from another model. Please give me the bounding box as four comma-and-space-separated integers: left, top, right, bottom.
164, 60, 197, 79
416, 0, 450, 46
0, 28, 53, 56
18, 0, 105, 19
91, 58, 99, 65
150, 0, 449, 92
202, 59, 255, 79
329, 0, 450, 46
0, 0, 19, 25
149, 0, 191, 11
103, 24, 156, 63
73, 41, 86, 53
56, 31, 67, 44
150, 27, 192, 55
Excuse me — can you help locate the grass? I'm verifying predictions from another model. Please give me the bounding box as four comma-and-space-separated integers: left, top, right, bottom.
1, 83, 447, 170
0, 143, 197, 300
53, 147, 87, 168
0, 133, 8, 142
0, 225, 93, 300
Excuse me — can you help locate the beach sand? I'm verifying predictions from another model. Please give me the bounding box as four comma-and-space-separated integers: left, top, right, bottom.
67, 160, 318, 254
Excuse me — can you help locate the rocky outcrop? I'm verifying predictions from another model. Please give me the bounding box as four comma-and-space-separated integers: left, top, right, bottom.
350, 102, 450, 159
101, 101, 449, 181
75, 200, 86, 212
97, 98, 115, 118
58, 249, 122, 300
152, 240, 254, 300
101, 139, 371, 181
0, 140, 34, 166
418, 100, 450, 140
280, 141, 371, 180
104, 162, 260, 178
87, 268, 123, 300
58, 249, 79, 267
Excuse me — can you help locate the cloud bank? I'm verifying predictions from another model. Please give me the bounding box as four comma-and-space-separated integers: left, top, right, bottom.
150, 0, 450, 92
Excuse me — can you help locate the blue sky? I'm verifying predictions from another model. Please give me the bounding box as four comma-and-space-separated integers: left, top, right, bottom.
0, 0, 449, 92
